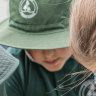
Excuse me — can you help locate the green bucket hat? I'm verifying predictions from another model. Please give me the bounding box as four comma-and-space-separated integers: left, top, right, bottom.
0, 0, 71, 49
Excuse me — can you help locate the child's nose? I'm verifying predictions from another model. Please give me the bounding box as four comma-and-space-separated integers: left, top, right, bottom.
43, 50, 55, 59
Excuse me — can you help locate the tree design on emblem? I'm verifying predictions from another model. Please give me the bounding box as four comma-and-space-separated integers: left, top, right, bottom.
23, 0, 33, 13
19, 0, 38, 19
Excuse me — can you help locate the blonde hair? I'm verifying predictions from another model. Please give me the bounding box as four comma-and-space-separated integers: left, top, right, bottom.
70, 0, 96, 71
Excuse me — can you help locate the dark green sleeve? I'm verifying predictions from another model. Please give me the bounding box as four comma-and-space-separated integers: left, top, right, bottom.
5, 48, 25, 96
0, 83, 7, 96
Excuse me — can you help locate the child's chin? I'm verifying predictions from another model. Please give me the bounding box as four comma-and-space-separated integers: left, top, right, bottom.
46, 66, 63, 72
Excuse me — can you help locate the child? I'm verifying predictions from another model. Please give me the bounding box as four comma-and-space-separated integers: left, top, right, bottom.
0, 46, 19, 96
70, 0, 96, 95
0, 0, 93, 96
70, 0, 96, 73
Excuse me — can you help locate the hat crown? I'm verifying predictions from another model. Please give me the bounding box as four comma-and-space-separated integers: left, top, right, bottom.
9, 0, 71, 32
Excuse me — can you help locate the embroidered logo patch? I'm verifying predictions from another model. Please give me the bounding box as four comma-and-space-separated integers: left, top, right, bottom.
19, 0, 38, 19
79, 79, 96, 96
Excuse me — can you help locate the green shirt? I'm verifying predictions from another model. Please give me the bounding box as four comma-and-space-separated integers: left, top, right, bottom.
5, 48, 93, 96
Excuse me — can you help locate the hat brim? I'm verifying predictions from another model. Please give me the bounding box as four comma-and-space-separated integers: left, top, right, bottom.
0, 19, 70, 50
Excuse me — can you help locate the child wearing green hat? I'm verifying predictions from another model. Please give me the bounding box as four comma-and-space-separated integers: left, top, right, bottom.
0, 0, 94, 96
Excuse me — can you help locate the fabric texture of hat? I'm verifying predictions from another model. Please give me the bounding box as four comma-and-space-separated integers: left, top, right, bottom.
0, 0, 72, 49
0, 46, 19, 85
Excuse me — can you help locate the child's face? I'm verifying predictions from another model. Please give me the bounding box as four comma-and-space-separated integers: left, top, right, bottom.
27, 48, 72, 72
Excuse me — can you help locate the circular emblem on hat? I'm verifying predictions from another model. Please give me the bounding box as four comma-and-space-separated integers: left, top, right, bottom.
19, 0, 38, 19
79, 79, 96, 96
